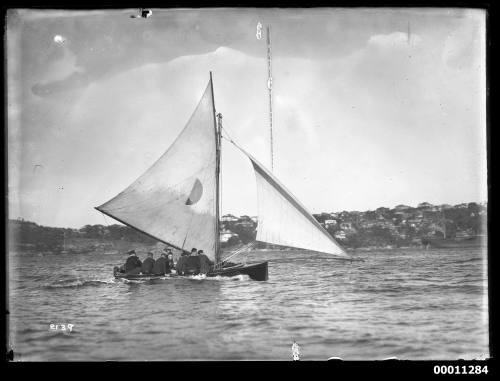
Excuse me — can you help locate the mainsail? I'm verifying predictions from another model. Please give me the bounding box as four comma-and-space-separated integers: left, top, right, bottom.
96, 79, 219, 261
237, 147, 349, 258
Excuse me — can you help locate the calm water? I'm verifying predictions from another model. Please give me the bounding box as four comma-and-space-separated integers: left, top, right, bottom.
8, 247, 489, 361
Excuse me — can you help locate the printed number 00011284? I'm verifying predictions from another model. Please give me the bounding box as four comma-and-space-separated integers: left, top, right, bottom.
433, 365, 488, 375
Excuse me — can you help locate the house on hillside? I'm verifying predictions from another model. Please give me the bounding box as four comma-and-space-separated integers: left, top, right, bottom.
414, 211, 424, 219
340, 222, 353, 230
376, 207, 390, 214
423, 210, 439, 219
324, 219, 337, 228
221, 214, 239, 223
235, 217, 255, 229
220, 229, 238, 243
334, 230, 347, 240
406, 219, 422, 228
439, 204, 453, 210
417, 202, 433, 210
394, 204, 412, 211
393, 211, 410, 221
360, 220, 377, 229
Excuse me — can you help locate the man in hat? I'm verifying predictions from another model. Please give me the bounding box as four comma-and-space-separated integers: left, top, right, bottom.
175, 248, 191, 274
124, 249, 142, 274
165, 249, 175, 272
152, 251, 168, 275
141, 252, 155, 274
177, 248, 199, 275
198, 249, 212, 275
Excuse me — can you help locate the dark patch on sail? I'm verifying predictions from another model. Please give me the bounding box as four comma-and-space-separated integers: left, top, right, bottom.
186, 178, 203, 205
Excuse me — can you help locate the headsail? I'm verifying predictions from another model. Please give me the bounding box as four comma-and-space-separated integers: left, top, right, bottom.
237, 147, 349, 258
96, 79, 218, 261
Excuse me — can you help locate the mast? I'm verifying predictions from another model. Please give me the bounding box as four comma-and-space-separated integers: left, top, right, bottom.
216, 113, 223, 264
267, 25, 274, 171
210, 72, 221, 264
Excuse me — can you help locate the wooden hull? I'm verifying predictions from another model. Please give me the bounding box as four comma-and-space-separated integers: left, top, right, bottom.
113, 261, 269, 282
113, 268, 169, 280
208, 261, 268, 281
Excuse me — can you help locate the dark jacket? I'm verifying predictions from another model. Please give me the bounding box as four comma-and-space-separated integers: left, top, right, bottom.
184, 256, 201, 274
141, 257, 155, 274
199, 254, 212, 274
152, 257, 168, 275
175, 256, 188, 273
125, 255, 142, 272
177, 255, 199, 274
167, 259, 175, 270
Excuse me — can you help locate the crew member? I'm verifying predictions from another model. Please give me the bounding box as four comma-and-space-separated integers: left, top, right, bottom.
124, 249, 142, 274
152, 252, 168, 275
141, 252, 155, 274
179, 248, 201, 275
175, 249, 191, 274
198, 249, 212, 275
166, 250, 175, 272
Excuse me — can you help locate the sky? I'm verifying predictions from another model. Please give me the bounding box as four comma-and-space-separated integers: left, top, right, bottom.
7, 8, 487, 228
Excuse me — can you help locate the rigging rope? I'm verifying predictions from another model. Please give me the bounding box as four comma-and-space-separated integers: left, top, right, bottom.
218, 115, 223, 263
99, 211, 118, 249
214, 242, 255, 270
100, 212, 111, 227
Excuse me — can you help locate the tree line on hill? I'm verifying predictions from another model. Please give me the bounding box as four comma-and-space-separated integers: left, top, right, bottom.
9, 220, 157, 252
9, 202, 487, 252
313, 202, 486, 248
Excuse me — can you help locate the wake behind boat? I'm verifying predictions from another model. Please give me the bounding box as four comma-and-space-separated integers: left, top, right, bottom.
96, 73, 355, 281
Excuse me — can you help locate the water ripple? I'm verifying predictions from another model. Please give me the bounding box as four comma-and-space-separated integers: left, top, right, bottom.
8, 247, 488, 360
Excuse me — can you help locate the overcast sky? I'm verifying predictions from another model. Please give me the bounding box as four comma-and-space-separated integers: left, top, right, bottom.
7, 8, 486, 228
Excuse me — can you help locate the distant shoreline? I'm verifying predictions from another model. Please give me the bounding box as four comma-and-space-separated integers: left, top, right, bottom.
10, 239, 483, 256
9, 201, 487, 254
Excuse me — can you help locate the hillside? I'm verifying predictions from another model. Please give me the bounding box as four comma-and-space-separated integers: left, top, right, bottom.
8, 201, 487, 253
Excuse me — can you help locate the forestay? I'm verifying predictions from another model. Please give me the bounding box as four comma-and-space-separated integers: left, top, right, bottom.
242, 150, 349, 258
96, 80, 218, 261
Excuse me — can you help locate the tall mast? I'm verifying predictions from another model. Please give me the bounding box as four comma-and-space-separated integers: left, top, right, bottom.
210, 71, 221, 264
267, 25, 274, 171
216, 113, 223, 264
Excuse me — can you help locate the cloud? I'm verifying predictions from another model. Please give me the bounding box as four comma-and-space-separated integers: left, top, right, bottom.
31, 41, 86, 97
9, 11, 487, 227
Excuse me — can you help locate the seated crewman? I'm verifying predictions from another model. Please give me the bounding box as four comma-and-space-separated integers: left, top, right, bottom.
141, 252, 155, 274
124, 249, 142, 275
197, 249, 212, 275
166, 250, 175, 271
179, 248, 201, 275
175, 249, 192, 274
152, 252, 168, 275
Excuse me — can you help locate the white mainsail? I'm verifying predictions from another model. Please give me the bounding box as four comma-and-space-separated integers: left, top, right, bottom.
96, 79, 219, 261
238, 148, 349, 258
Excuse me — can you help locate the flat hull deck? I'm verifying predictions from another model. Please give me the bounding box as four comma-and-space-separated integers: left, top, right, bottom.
114, 261, 269, 282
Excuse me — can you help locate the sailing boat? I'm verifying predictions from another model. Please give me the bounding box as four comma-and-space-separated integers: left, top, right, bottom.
96, 73, 353, 281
